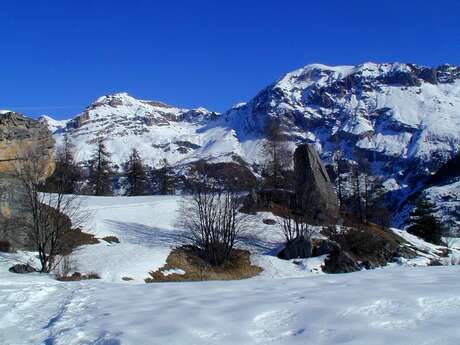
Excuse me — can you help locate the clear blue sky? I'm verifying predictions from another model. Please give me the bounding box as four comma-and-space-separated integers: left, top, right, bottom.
1, 0, 459, 119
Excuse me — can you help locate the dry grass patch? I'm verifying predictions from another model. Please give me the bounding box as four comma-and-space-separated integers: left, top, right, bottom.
59, 228, 99, 255
57, 271, 101, 281
145, 246, 262, 282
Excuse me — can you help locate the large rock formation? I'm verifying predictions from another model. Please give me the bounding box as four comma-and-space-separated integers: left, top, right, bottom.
0, 112, 55, 248
294, 144, 339, 224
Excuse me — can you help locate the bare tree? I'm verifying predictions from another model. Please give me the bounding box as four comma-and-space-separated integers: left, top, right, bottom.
13, 146, 87, 273
351, 165, 363, 222
278, 206, 313, 243
179, 175, 247, 266
262, 120, 291, 189
332, 148, 345, 207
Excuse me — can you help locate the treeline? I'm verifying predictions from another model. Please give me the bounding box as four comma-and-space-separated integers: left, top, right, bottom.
44, 135, 176, 196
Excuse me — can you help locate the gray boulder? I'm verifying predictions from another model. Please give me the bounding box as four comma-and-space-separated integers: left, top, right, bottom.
277, 237, 312, 260
312, 238, 338, 256
294, 144, 339, 224
322, 247, 360, 273
9, 264, 37, 274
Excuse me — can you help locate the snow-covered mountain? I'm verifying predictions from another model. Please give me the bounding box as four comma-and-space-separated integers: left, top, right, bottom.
38, 115, 70, 133
225, 63, 460, 177
42, 62, 460, 227
40, 92, 243, 167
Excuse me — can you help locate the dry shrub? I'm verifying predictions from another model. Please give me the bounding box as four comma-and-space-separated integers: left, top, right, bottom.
145, 246, 262, 282
179, 176, 248, 266
322, 223, 416, 268
57, 271, 101, 281
0, 240, 14, 253
54, 255, 76, 279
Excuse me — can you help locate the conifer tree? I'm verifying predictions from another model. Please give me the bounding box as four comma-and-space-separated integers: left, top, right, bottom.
124, 148, 148, 196
407, 198, 443, 244
87, 136, 114, 196
44, 134, 82, 194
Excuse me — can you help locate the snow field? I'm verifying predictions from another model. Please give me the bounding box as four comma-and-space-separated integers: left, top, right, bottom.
1, 195, 460, 344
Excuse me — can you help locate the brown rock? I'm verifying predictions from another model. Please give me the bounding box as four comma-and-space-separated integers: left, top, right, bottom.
0, 112, 55, 248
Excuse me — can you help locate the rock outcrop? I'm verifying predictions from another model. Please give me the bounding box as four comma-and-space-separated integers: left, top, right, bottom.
8, 263, 37, 274
294, 144, 339, 224
277, 237, 312, 260
0, 112, 55, 248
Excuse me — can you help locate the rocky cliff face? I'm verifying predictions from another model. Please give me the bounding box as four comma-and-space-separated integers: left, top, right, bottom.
0, 112, 55, 174
0, 112, 55, 247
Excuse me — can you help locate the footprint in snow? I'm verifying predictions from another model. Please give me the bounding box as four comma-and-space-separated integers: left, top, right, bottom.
249, 309, 305, 343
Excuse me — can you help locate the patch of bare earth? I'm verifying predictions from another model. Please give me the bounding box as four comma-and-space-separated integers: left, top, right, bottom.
145, 246, 262, 282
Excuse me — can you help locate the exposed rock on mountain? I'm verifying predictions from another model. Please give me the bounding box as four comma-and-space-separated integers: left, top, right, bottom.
43, 92, 223, 168
294, 144, 338, 224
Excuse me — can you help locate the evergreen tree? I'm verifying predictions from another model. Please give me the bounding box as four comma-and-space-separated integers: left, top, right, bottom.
124, 148, 148, 196
87, 136, 114, 196
43, 134, 82, 194
407, 198, 443, 244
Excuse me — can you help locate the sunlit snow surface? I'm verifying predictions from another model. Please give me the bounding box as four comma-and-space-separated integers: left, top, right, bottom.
1, 195, 460, 345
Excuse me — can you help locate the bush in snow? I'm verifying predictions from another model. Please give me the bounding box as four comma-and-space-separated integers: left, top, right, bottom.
0, 240, 14, 253
407, 198, 444, 245
178, 174, 248, 266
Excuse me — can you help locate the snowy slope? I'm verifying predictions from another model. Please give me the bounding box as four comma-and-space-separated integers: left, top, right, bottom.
55, 195, 459, 283
422, 179, 460, 234
1, 195, 460, 344
2, 266, 460, 345
38, 115, 70, 133
68, 195, 328, 283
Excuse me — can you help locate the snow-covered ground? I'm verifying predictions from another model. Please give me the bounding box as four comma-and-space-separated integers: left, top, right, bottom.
1, 195, 460, 344
68, 195, 324, 282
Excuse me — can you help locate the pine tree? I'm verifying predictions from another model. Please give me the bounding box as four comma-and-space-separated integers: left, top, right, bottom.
124, 148, 148, 196
87, 136, 114, 196
407, 198, 443, 244
44, 134, 82, 194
